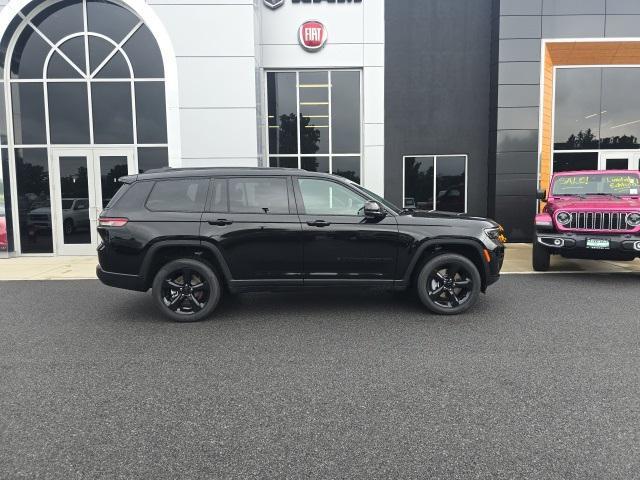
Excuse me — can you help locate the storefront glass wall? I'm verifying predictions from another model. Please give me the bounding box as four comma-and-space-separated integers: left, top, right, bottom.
267, 70, 362, 184
403, 155, 467, 213
1, 0, 170, 255
554, 66, 640, 173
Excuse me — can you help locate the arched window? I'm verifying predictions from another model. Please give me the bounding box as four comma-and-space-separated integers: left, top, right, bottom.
9, 0, 167, 152
0, 0, 172, 254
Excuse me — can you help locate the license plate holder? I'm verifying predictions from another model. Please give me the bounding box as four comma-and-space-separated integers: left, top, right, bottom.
586, 238, 610, 250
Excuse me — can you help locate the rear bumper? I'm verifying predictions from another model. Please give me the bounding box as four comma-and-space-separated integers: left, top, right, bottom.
96, 265, 148, 292
535, 232, 640, 260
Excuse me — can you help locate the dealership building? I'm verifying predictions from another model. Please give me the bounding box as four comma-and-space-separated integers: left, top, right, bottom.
2, 0, 640, 257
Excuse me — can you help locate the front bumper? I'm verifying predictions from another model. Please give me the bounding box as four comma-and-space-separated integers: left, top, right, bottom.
535, 232, 640, 259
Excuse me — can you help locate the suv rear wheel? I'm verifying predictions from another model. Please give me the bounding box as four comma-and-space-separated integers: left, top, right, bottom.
416, 253, 481, 315
151, 258, 221, 322
532, 240, 550, 272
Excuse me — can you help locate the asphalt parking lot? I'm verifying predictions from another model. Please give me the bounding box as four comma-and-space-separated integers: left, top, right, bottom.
1, 275, 639, 479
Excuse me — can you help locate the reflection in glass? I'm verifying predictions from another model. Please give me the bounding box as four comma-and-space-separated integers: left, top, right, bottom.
87, 0, 139, 43
298, 178, 365, 216
269, 157, 298, 168
11, 83, 46, 144
47, 52, 82, 78
266, 70, 362, 183
135, 82, 167, 143
11, 26, 50, 79
267, 72, 297, 155
48, 83, 90, 144
88, 36, 114, 74
605, 158, 629, 170
1, 149, 12, 253
404, 156, 434, 210
554, 68, 601, 150
300, 72, 329, 155
332, 156, 360, 184
301, 156, 329, 173
95, 50, 130, 78
58, 36, 86, 72
15, 148, 52, 253
138, 147, 168, 173
600, 68, 640, 149
228, 178, 289, 214
553, 152, 598, 172
58, 156, 91, 244
331, 71, 360, 154
91, 82, 133, 144
31, 0, 83, 45
435, 156, 466, 213
99, 156, 128, 207
123, 24, 164, 78
0, 83, 6, 144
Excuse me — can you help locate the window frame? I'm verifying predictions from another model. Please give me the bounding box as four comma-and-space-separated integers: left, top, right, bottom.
2, 0, 174, 255
263, 69, 363, 184
225, 176, 294, 216
551, 64, 640, 175
144, 177, 210, 213
402, 154, 469, 213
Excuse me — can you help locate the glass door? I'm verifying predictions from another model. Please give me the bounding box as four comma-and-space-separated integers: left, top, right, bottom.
94, 149, 136, 211
51, 149, 97, 256
599, 151, 640, 171
51, 148, 135, 255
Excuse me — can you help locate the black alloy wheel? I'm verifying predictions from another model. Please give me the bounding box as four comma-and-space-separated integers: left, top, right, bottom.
152, 258, 221, 322
416, 253, 481, 315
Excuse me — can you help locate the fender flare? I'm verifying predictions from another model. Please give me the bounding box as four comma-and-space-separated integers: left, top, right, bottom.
140, 239, 233, 285
402, 237, 488, 285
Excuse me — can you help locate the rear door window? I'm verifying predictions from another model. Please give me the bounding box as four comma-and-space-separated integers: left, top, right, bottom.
228, 177, 290, 214
146, 178, 209, 212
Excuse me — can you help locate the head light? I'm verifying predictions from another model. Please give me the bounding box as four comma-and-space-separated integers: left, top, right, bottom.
627, 213, 640, 226
556, 211, 571, 225
484, 226, 507, 243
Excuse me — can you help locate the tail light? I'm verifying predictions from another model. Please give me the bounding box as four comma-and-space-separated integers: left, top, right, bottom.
98, 217, 128, 227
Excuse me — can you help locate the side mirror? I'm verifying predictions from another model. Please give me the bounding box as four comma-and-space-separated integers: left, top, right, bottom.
363, 200, 385, 219
536, 188, 547, 201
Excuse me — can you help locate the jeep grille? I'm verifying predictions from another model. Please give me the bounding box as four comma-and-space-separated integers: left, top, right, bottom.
564, 211, 634, 231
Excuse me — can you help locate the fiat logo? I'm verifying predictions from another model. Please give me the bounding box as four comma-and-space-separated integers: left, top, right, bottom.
298, 20, 328, 51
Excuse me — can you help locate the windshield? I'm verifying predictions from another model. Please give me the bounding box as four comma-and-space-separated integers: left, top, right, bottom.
552, 173, 640, 196
61, 200, 74, 210
349, 182, 402, 214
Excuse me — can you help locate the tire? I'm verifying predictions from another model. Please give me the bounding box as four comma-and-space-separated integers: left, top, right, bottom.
532, 240, 550, 272
63, 219, 74, 235
416, 253, 482, 315
152, 258, 221, 322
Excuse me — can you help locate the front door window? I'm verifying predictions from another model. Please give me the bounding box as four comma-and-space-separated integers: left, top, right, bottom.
298, 178, 366, 216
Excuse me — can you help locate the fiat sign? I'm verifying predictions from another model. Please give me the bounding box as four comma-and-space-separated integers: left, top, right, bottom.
298, 21, 327, 51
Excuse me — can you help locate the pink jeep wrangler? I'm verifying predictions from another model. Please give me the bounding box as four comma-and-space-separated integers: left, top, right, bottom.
533, 170, 640, 271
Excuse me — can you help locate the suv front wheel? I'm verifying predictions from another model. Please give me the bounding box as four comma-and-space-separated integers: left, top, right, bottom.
152, 258, 221, 322
416, 253, 481, 315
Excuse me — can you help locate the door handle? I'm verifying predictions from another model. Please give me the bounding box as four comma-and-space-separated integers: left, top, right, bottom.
208, 219, 233, 226
307, 220, 331, 227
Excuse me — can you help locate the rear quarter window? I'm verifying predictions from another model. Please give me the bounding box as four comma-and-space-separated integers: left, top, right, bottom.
146, 178, 209, 212
108, 181, 154, 211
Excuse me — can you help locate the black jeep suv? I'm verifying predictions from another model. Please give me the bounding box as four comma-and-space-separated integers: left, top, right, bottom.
97, 167, 504, 321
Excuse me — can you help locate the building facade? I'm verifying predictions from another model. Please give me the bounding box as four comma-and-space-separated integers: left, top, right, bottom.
1, 0, 640, 257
